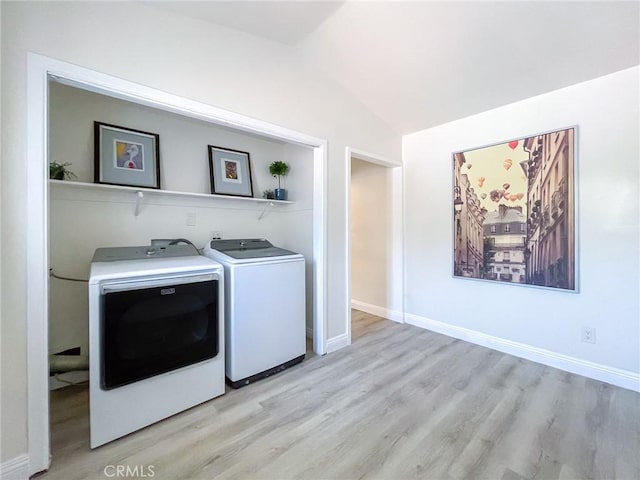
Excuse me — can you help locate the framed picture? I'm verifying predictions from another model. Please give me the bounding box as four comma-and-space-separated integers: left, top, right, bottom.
452, 126, 577, 291
94, 121, 161, 189
208, 145, 254, 197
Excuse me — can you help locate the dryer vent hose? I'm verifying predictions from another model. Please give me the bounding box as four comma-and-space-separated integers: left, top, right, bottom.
49, 354, 89, 374
168, 238, 198, 250
153, 238, 200, 255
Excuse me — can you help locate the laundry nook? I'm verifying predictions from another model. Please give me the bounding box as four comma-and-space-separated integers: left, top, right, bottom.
41, 70, 317, 449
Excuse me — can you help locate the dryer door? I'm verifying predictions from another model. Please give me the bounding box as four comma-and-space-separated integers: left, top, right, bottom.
100, 274, 219, 390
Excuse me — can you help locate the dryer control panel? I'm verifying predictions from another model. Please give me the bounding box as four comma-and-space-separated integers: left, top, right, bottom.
92, 244, 199, 262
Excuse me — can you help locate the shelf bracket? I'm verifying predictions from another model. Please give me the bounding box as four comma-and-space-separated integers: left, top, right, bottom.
134, 191, 144, 216
257, 201, 275, 221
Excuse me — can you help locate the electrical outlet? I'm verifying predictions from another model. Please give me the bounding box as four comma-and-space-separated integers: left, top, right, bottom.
211, 231, 223, 240
186, 212, 196, 227
582, 326, 596, 344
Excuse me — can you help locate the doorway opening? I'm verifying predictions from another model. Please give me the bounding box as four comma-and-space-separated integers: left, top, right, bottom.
346, 148, 404, 346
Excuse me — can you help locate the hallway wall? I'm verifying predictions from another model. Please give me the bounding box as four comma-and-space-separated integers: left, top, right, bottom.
350, 159, 392, 308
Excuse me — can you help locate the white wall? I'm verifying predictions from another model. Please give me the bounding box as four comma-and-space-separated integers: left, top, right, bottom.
350, 159, 392, 307
1, 1, 401, 466
403, 67, 639, 385
48, 82, 315, 356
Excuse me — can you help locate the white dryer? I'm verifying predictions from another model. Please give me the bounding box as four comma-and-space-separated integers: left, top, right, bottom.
88, 245, 225, 448
203, 239, 306, 388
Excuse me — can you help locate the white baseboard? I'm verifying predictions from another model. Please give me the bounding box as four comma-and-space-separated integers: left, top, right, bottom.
351, 300, 403, 323
405, 313, 640, 393
0, 454, 29, 480
327, 300, 402, 355
326, 333, 349, 353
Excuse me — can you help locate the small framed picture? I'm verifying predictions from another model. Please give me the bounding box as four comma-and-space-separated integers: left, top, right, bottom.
94, 121, 161, 189
208, 145, 254, 197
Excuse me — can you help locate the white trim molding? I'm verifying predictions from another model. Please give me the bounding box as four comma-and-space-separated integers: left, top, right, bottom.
313, 142, 328, 356
0, 454, 30, 480
351, 300, 404, 323
405, 313, 640, 393
26, 52, 52, 477
326, 333, 350, 354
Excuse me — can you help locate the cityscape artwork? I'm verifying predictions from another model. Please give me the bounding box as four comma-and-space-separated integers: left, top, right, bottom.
453, 127, 576, 291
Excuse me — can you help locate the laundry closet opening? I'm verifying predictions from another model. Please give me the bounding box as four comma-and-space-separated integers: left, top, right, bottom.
33, 65, 327, 471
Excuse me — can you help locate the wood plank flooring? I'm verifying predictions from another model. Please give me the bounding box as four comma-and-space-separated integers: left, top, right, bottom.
40, 310, 640, 480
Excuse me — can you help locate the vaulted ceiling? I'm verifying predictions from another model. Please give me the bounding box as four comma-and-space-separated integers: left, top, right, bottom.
147, 1, 640, 134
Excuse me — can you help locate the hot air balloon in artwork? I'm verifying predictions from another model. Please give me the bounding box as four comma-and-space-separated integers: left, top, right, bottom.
481, 193, 487, 199
516, 193, 524, 200
466, 163, 472, 169
503, 183, 510, 190
508, 140, 518, 150
503, 159, 513, 171
477, 176, 485, 187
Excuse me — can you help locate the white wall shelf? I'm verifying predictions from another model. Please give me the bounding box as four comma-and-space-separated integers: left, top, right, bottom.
49, 179, 293, 216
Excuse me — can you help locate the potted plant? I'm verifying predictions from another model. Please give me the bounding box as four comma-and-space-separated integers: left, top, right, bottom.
49, 161, 77, 181
269, 161, 289, 200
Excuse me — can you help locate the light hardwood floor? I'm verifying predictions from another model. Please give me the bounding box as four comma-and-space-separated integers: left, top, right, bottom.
40, 310, 639, 480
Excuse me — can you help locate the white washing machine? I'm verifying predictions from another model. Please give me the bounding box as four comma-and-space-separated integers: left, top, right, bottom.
88, 245, 225, 448
203, 239, 306, 388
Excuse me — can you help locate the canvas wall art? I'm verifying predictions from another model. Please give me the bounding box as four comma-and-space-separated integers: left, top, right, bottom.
453, 126, 576, 291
